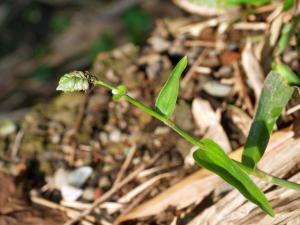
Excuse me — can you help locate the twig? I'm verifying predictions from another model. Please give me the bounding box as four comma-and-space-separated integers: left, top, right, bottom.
64, 88, 93, 164
184, 40, 215, 48
115, 184, 154, 224
286, 104, 300, 115
11, 129, 24, 160
180, 48, 208, 89
233, 62, 254, 116
74, 88, 93, 133
113, 145, 137, 188
232, 22, 268, 30
179, 17, 226, 36
255, 2, 280, 14
63, 152, 164, 225
118, 172, 174, 203
31, 195, 95, 223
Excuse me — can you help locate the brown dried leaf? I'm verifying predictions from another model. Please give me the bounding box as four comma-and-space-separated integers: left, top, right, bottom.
118, 150, 241, 222
269, 13, 284, 47
172, 0, 239, 16
242, 40, 265, 100
192, 98, 231, 152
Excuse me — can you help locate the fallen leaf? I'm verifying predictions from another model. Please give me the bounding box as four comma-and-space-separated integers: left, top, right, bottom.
192, 98, 231, 153
242, 40, 265, 100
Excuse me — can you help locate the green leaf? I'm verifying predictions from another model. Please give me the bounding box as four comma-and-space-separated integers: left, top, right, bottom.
193, 139, 274, 217
242, 71, 294, 168
188, 0, 269, 8
112, 85, 127, 100
277, 23, 293, 55
155, 56, 188, 118
226, 0, 270, 5
283, 0, 294, 11
275, 63, 300, 87
277, 15, 300, 55
56, 71, 89, 92
297, 32, 300, 54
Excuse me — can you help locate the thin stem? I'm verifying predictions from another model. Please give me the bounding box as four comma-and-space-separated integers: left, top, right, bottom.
94, 80, 116, 90
95, 80, 204, 148
93, 79, 300, 192
236, 161, 300, 192
126, 95, 204, 148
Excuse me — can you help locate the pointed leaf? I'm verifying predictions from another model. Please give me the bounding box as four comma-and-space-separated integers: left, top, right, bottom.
275, 63, 300, 87
155, 56, 188, 118
277, 15, 300, 55
283, 0, 294, 11
193, 139, 274, 217
242, 71, 294, 168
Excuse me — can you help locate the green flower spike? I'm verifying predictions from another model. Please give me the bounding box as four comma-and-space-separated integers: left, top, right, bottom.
56, 71, 89, 92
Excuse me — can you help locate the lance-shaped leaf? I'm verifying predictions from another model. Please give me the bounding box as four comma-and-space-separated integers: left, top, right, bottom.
283, 0, 294, 11
193, 139, 274, 217
242, 71, 294, 168
226, 0, 270, 5
275, 63, 300, 87
155, 56, 187, 118
277, 15, 300, 55
57, 71, 89, 92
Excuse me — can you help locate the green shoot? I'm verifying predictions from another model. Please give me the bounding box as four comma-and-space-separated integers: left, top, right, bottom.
242, 72, 294, 168
56, 57, 300, 217
194, 139, 274, 216
283, 0, 295, 11
155, 56, 187, 118
277, 15, 300, 55
275, 63, 300, 87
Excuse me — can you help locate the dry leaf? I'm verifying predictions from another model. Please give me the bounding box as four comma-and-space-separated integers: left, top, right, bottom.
269, 13, 284, 47
192, 98, 231, 152
242, 40, 265, 100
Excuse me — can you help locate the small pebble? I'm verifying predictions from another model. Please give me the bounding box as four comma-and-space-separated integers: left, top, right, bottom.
149, 36, 170, 52
99, 176, 111, 189
99, 132, 109, 145
68, 166, 93, 188
203, 80, 232, 97
215, 65, 233, 78
109, 129, 122, 142
283, 51, 298, 64
82, 187, 95, 201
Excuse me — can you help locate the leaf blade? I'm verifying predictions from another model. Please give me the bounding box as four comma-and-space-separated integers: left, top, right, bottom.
275, 63, 300, 87
193, 139, 274, 217
242, 71, 294, 168
283, 0, 294, 11
155, 56, 188, 118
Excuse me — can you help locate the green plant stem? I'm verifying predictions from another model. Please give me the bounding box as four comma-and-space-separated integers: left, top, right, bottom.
127, 95, 204, 148
236, 161, 300, 192
95, 80, 204, 148
94, 79, 300, 192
